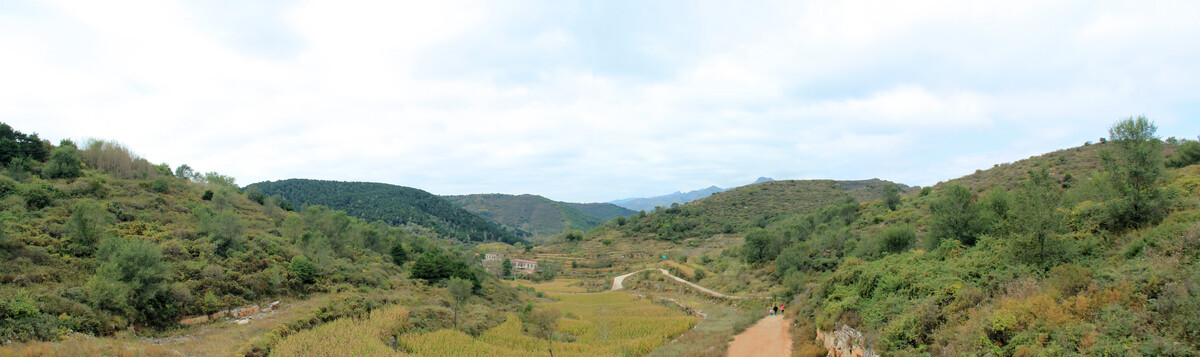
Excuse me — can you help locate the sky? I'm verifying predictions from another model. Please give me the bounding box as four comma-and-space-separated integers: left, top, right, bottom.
2, 1, 1199, 203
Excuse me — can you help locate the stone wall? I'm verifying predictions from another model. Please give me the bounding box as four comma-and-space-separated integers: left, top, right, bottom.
816, 324, 878, 357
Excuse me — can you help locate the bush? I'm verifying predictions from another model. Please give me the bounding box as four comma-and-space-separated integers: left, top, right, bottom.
879, 224, 916, 254
41, 142, 82, 179
1166, 139, 1200, 168
289, 256, 319, 284
201, 190, 214, 201
151, 177, 169, 194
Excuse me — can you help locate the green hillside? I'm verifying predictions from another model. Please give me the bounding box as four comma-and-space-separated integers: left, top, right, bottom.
555, 117, 1200, 355
0, 123, 533, 355
564, 201, 637, 221
443, 193, 622, 238
619, 178, 915, 241
250, 179, 522, 245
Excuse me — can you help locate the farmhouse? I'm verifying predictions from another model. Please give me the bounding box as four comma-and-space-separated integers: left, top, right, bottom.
484, 253, 502, 261
511, 258, 538, 274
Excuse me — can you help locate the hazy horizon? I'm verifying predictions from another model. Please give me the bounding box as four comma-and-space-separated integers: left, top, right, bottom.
4, 1, 1199, 202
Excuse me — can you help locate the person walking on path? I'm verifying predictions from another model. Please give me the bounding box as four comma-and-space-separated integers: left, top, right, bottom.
780, 305, 785, 315
772, 305, 778, 315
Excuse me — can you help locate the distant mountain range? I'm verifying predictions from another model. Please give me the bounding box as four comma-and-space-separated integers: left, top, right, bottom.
609, 177, 776, 212
443, 194, 636, 239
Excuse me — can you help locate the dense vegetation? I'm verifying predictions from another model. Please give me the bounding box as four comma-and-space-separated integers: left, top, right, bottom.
251, 179, 522, 245
444, 193, 633, 238
0, 124, 531, 355
616, 179, 913, 242
561, 117, 1200, 355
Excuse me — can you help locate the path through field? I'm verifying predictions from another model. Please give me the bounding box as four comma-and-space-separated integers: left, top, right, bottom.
727, 314, 793, 357
610, 268, 757, 299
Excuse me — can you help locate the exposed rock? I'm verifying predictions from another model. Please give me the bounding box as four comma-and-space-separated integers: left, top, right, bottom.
817, 324, 878, 357
179, 315, 209, 326
236, 319, 250, 325
230, 304, 261, 319
210, 310, 230, 320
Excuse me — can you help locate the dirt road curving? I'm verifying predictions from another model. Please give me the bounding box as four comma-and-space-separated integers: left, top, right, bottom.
610, 268, 759, 299
610, 269, 651, 290
727, 314, 793, 357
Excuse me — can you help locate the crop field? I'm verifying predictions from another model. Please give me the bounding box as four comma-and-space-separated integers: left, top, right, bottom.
506, 278, 591, 293
397, 292, 698, 356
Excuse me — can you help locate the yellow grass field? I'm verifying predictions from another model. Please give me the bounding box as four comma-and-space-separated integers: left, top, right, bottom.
270, 292, 697, 356
398, 292, 698, 356
505, 278, 591, 293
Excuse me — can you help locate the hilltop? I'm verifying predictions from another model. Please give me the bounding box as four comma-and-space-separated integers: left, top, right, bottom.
443, 193, 633, 239
608, 177, 779, 212
250, 179, 523, 244
615, 178, 914, 241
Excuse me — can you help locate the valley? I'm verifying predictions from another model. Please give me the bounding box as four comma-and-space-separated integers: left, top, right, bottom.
3, 117, 1200, 356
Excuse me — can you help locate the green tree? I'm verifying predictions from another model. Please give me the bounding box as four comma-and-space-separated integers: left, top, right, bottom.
1100, 116, 1168, 229
151, 177, 169, 194
929, 184, 985, 246
390, 241, 409, 265
201, 190, 213, 201
743, 228, 780, 265
174, 164, 196, 181
41, 140, 82, 179
288, 255, 318, 284
195, 207, 244, 257
1166, 139, 1200, 168
1010, 169, 1069, 268
65, 199, 114, 256
883, 183, 901, 211
86, 237, 176, 327
774, 242, 810, 277
501, 258, 513, 279
563, 230, 584, 243
244, 186, 265, 205
411, 251, 475, 285
447, 277, 473, 329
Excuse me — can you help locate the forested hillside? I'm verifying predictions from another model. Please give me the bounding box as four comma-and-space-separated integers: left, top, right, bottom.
443, 194, 634, 239
251, 179, 522, 245
558, 117, 1200, 355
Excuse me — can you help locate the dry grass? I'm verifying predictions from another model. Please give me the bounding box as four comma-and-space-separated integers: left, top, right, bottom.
270, 305, 409, 357
395, 292, 698, 356
505, 278, 590, 293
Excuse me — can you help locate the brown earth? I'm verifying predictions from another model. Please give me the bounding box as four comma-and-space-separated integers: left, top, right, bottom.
727, 314, 793, 357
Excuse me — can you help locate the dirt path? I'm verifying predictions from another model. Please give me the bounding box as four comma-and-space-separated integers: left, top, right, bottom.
610, 269, 651, 290
727, 315, 793, 357
611, 268, 761, 300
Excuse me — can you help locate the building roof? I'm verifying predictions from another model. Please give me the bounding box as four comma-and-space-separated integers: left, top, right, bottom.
510, 259, 537, 264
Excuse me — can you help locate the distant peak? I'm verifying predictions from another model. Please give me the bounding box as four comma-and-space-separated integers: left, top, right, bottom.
753, 177, 775, 184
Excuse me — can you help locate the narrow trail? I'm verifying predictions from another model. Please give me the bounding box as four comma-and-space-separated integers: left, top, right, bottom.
727, 315, 793, 357
610, 268, 763, 300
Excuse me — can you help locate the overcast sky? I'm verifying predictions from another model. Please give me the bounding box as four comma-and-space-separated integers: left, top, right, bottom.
3, 1, 1198, 203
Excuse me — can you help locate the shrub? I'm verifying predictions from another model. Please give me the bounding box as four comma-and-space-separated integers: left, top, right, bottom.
879, 224, 916, 254
151, 177, 169, 194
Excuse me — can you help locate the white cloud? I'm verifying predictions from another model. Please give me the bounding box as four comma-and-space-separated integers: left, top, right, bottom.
2, 0, 1199, 202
